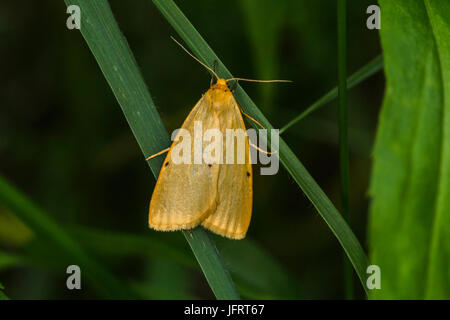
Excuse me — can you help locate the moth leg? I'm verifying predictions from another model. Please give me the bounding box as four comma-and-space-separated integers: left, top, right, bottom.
145, 147, 170, 161
239, 107, 265, 129
249, 141, 277, 155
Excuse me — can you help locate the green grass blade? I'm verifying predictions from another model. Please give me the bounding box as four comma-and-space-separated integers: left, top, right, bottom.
183, 230, 239, 299
337, 0, 353, 299
64, 0, 239, 300
280, 55, 383, 134
152, 0, 369, 294
0, 175, 135, 299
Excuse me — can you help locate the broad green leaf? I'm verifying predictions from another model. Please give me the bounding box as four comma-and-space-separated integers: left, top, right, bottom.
369, 0, 450, 299
423, 0, 450, 299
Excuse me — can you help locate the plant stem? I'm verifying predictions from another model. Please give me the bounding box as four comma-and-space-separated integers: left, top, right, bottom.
279, 55, 383, 134
338, 0, 353, 299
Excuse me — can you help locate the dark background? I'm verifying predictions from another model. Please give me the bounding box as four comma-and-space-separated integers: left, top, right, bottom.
0, 0, 383, 299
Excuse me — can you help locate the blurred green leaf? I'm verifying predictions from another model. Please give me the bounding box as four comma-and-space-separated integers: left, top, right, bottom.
153, 0, 369, 293
240, 0, 286, 112
72, 226, 300, 299
133, 260, 196, 300
64, 0, 239, 300
369, 0, 450, 299
70, 226, 196, 268
0, 251, 24, 271
289, 115, 374, 156
0, 210, 33, 246
0, 282, 9, 300
423, 0, 450, 299
0, 217, 297, 299
0, 175, 136, 299
280, 55, 383, 134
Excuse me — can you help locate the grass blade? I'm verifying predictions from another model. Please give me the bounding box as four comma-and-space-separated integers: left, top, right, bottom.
152, 0, 369, 294
280, 55, 383, 134
337, 0, 353, 299
183, 230, 239, 299
64, 0, 239, 299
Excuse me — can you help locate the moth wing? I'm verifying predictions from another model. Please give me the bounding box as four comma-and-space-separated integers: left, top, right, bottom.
149, 95, 220, 230
201, 98, 253, 239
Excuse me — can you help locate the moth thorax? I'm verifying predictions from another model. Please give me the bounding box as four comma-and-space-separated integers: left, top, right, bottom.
212, 90, 232, 108
206, 86, 231, 109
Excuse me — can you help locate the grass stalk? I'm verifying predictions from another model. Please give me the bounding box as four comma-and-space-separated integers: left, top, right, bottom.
280, 55, 383, 134
338, 0, 353, 299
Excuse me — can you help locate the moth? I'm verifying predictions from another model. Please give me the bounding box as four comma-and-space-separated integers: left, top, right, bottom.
147, 38, 286, 239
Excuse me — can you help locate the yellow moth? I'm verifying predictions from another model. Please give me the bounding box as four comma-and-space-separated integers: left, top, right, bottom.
147, 38, 286, 239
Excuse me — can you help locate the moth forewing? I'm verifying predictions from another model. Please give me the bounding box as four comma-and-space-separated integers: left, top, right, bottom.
200, 96, 253, 239
148, 95, 219, 230
149, 79, 253, 239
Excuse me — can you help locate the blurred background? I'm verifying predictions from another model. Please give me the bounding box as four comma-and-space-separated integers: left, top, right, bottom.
0, 0, 383, 299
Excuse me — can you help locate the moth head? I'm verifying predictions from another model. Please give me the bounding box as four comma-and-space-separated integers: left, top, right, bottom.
211, 78, 230, 92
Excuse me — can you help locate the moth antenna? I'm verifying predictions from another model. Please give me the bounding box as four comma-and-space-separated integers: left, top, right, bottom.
170, 36, 219, 81
146, 147, 170, 161
226, 78, 292, 83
